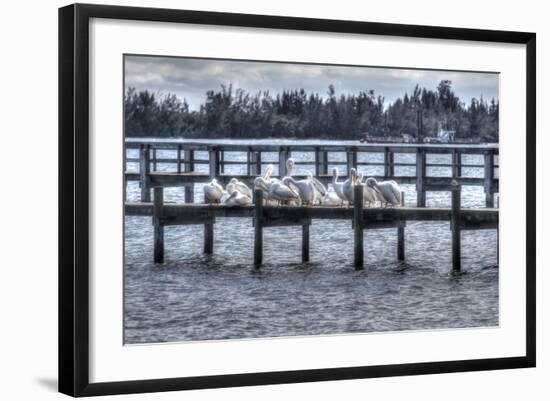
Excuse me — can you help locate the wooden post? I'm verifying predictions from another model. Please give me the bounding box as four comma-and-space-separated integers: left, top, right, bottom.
353, 184, 364, 269
139, 144, 151, 202
397, 191, 405, 261
253, 189, 264, 267
153, 187, 164, 263
451, 181, 461, 273
184, 149, 194, 203
203, 192, 214, 254
302, 224, 310, 263
250, 151, 261, 176
279, 147, 289, 178
152, 148, 157, 171
384, 148, 394, 178
484, 151, 495, 208
209, 147, 220, 179
452, 150, 462, 178
416, 148, 426, 207
177, 145, 182, 173
220, 150, 225, 174
347, 149, 358, 175
315, 148, 328, 176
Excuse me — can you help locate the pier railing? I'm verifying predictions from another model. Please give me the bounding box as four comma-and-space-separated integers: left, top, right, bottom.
126, 182, 498, 272
124, 138, 499, 208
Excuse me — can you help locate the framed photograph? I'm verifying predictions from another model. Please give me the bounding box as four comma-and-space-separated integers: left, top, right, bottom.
59, 3, 536, 397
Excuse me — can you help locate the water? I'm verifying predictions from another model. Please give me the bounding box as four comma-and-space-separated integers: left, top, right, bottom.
124, 149, 498, 344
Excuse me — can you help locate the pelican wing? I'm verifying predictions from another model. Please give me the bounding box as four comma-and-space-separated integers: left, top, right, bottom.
235, 181, 252, 198
272, 184, 292, 199
378, 182, 400, 205
362, 185, 377, 203
283, 179, 301, 198
311, 177, 327, 196
389, 182, 402, 205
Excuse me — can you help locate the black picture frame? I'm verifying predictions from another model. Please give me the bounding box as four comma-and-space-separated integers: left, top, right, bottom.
59, 3, 536, 397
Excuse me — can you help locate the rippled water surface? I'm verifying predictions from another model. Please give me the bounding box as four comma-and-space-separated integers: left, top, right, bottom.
124, 149, 498, 344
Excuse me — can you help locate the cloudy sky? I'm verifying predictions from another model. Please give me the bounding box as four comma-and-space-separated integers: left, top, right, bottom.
125, 55, 499, 110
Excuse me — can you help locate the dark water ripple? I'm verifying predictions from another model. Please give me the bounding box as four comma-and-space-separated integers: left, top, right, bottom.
124, 151, 498, 344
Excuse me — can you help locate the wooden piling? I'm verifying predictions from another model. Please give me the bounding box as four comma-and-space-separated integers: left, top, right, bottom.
315, 148, 328, 176
397, 191, 405, 261
347, 149, 358, 174
302, 224, 310, 263
139, 144, 151, 202
484, 151, 495, 208
209, 147, 220, 179
250, 151, 261, 176
353, 185, 364, 269
153, 187, 164, 263
384, 148, 394, 178
279, 147, 289, 178
416, 148, 426, 207
203, 223, 214, 254
452, 150, 462, 178
451, 181, 461, 273
203, 193, 214, 254
152, 148, 157, 171
184, 149, 194, 203
176, 145, 182, 173
253, 189, 264, 267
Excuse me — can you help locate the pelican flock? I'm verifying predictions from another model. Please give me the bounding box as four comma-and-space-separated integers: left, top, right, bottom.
201, 157, 403, 208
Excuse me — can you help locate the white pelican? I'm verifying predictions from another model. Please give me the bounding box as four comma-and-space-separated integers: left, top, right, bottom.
203, 179, 224, 204
226, 177, 252, 198
269, 181, 301, 205
285, 158, 295, 179
365, 177, 402, 207
331, 168, 347, 205
342, 168, 357, 203
225, 190, 252, 207
256, 177, 300, 205
356, 172, 378, 207
283, 173, 327, 206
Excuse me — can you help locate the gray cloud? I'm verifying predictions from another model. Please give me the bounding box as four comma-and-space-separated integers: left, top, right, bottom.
125, 55, 499, 110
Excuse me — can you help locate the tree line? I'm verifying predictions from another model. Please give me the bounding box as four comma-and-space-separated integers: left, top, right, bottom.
124, 80, 498, 142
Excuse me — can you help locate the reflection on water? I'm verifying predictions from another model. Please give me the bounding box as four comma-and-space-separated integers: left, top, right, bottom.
124, 150, 498, 344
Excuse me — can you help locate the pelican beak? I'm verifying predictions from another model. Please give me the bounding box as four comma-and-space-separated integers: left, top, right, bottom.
373, 184, 382, 194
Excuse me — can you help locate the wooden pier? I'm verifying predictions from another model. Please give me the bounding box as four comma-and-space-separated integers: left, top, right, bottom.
124, 138, 499, 208
125, 182, 498, 272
